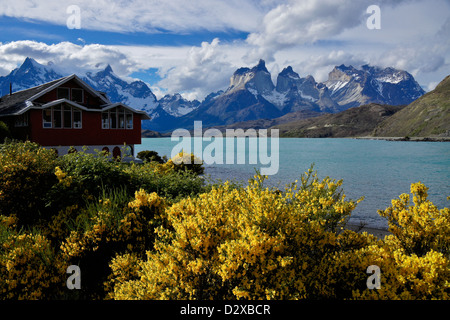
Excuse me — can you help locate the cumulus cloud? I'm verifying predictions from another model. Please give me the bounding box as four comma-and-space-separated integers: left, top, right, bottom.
0, 39, 243, 100
245, 0, 415, 62
157, 38, 240, 100
0, 40, 140, 76
1, 1, 449, 99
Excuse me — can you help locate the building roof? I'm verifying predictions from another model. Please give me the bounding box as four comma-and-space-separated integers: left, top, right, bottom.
0, 78, 64, 116
0, 75, 150, 119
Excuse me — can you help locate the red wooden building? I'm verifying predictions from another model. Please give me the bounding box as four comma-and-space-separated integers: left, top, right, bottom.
0, 74, 150, 158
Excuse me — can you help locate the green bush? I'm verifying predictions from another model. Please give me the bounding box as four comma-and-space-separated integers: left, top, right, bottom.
0, 121, 11, 142
0, 141, 58, 227
136, 150, 166, 163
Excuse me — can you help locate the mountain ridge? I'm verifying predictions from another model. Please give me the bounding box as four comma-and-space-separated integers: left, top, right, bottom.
0, 57, 428, 133
373, 74, 450, 138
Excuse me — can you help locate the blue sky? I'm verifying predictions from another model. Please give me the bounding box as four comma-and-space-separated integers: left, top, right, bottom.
0, 0, 449, 100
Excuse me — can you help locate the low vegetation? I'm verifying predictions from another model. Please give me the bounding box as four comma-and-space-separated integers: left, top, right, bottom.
0, 140, 448, 300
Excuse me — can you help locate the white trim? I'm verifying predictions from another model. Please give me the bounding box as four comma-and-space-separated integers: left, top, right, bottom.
101, 102, 150, 119
41, 104, 83, 129
41, 98, 93, 111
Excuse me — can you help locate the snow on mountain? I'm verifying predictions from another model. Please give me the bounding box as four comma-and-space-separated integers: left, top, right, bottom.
275, 66, 338, 113
82, 65, 159, 115
0, 57, 170, 119
325, 64, 425, 108
158, 93, 200, 117
0, 57, 427, 133
0, 57, 63, 96
227, 59, 275, 97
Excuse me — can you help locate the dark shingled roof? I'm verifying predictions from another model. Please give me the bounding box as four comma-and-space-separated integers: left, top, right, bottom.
0, 77, 66, 116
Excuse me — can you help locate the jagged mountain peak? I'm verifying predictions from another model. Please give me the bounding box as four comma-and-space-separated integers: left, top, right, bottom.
0, 57, 63, 95
158, 93, 200, 117
227, 59, 275, 96
251, 59, 269, 73
325, 64, 425, 108
279, 66, 299, 78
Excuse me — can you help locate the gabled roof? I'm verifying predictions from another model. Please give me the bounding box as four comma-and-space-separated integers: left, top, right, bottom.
27, 74, 111, 105
0, 78, 64, 116
0, 75, 150, 119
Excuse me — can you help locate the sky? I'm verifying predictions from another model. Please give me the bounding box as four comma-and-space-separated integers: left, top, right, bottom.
0, 0, 449, 100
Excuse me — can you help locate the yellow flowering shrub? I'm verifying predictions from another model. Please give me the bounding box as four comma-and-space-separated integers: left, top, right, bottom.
378, 182, 450, 256
109, 170, 364, 300
60, 189, 166, 299
348, 238, 450, 300
0, 224, 64, 299
159, 152, 204, 175
54, 166, 73, 187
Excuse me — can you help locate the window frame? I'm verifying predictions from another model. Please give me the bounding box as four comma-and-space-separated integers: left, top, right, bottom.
71, 88, 84, 103
42, 104, 83, 129
102, 107, 133, 130
57, 87, 70, 100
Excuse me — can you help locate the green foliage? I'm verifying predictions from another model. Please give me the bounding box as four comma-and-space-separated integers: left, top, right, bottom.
0, 121, 11, 142
0, 141, 448, 300
0, 141, 58, 226
137, 150, 166, 163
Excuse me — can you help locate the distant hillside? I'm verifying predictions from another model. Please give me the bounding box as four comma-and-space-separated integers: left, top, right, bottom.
373, 75, 450, 138
272, 104, 405, 138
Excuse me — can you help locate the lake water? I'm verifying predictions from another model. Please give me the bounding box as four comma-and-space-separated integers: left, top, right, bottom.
136, 138, 450, 230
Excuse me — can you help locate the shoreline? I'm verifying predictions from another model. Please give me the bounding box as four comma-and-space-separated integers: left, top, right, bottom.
354, 136, 450, 142
141, 134, 450, 142
345, 223, 391, 239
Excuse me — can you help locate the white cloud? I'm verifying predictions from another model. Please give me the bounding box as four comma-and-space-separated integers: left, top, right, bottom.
0, 1, 449, 99
157, 38, 242, 100
0, 0, 273, 33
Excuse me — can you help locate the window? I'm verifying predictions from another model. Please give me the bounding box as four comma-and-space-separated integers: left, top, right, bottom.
63, 106, 72, 128
71, 88, 84, 103
43, 109, 52, 128
102, 107, 133, 129
53, 105, 62, 128
102, 112, 109, 129
57, 88, 70, 100
126, 112, 133, 129
73, 110, 82, 128
118, 110, 125, 129
110, 109, 117, 129
14, 113, 28, 127
43, 105, 82, 129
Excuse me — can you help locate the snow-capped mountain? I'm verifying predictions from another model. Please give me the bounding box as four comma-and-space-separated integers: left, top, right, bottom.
275, 66, 339, 113
82, 65, 158, 115
147, 59, 426, 132
0, 57, 62, 96
0, 58, 177, 120
158, 93, 200, 117
0, 57, 426, 133
325, 64, 425, 109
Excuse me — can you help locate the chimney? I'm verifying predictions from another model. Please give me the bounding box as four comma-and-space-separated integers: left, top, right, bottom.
9, 82, 12, 95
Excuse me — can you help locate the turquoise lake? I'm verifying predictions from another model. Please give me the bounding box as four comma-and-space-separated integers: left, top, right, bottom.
135, 138, 450, 229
